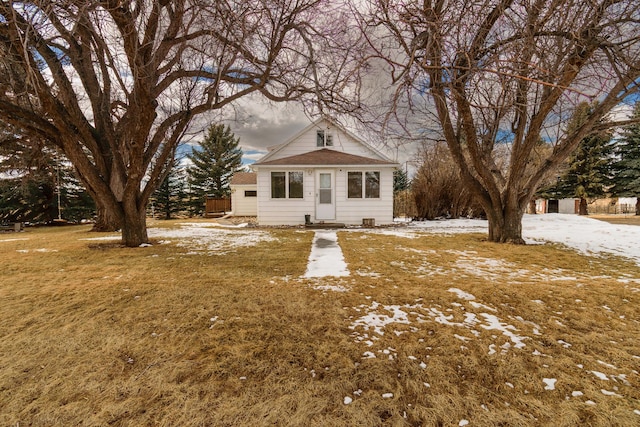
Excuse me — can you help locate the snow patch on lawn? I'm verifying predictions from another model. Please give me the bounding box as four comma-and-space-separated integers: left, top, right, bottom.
83, 222, 276, 254
543, 378, 557, 390
349, 291, 532, 355
448, 288, 476, 300
0, 238, 29, 243
151, 225, 275, 254
377, 214, 640, 267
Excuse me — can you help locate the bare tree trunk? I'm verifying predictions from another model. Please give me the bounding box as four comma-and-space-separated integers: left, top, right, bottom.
528, 199, 537, 214
121, 202, 148, 247
579, 197, 588, 215
92, 203, 122, 232
485, 202, 526, 244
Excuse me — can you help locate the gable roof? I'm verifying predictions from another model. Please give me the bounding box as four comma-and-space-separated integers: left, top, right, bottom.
256, 116, 394, 165
230, 172, 257, 185
254, 148, 397, 167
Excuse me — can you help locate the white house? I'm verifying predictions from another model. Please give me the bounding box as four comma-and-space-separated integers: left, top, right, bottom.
250, 117, 398, 226
229, 172, 258, 216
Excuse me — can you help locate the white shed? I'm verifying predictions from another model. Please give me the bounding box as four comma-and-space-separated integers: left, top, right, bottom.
230, 172, 257, 216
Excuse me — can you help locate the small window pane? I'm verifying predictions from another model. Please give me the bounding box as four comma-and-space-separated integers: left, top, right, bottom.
319, 173, 331, 189
289, 171, 303, 199
317, 130, 325, 147
365, 171, 380, 198
348, 172, 362, 198
271, 172, 285, 198
326, 134, 333, 146
244, 190, 257, 197
319, 189, 331, 204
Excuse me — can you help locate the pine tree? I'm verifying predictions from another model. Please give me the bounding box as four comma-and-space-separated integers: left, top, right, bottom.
0, 125, 95, 223
186, 124, 242, 215
610, 103, 640, 215
151, 160, 186, 220
551, 102, 614, 215
394, 168, 410, 192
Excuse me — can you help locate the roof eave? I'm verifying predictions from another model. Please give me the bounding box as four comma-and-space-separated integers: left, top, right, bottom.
252, 163, 399, 168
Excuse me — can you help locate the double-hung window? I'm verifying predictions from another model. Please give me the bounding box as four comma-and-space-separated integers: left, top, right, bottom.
316, 130, 333, 147
347, 171, 380, 199
271, 171, 304, 199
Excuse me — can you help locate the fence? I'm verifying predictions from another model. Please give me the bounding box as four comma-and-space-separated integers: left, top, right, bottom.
205, 197, 231, 217
589, 202, 635, 215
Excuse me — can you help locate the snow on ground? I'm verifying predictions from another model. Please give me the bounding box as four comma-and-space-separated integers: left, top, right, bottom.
303, 230, 350, 278
148, 223, 275, 255
406, 214, 640, 266
349, 289, 531, 356
522, 214, 640, 263
81, 222, 276, 255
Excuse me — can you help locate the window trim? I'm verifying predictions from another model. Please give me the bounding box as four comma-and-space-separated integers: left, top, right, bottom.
346, 170, 381, 199
316, 130, 334, 147
270, 170, 305, 200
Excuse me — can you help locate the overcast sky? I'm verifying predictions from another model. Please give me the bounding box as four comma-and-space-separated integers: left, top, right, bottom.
222, 98, 311, 165
182, 95, 415, 168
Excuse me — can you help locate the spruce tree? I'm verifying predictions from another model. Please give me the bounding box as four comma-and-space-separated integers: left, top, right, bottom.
187, 124, 242, 215
552, 102, 614, 215
610, 102, 640, 215
151, 160, 186, 220
0, 124, 95, 223
393, 168, 410, 192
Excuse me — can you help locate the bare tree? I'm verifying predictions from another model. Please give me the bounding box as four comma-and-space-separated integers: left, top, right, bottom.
356, 0, 640, 243
0, 0, 360, 246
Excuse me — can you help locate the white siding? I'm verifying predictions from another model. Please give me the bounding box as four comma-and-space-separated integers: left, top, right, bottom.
230, 185, 257, 216
254, 118, 397, 226
257, 167, 395, 225
257, 168, 316, 225
266, 122, 385, 162
334, 167, 394, 225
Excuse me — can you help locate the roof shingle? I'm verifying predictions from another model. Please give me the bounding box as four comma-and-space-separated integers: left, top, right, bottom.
230, 172, 257, 185
254, 148, 396, 166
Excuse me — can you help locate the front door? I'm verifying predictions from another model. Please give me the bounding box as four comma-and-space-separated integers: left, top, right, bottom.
316, 171, 335, 221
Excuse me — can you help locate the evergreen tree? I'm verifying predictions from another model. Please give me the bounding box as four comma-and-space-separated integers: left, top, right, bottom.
610, 103, 640, 215
550, 102, 614, 215
0, 124, 95, 223
151, 160, 186, 220
187, 124, 242, 215
393, 168, 410, 192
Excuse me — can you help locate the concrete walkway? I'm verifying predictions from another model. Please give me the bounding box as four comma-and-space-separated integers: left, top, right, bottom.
303, 230, 350, 278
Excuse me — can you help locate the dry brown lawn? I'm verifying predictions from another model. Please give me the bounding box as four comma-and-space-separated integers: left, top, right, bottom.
592, 214, 640, 227
0, 222, 639, 426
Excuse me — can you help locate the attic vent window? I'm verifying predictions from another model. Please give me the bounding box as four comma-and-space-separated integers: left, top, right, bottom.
316, 130, 333, 147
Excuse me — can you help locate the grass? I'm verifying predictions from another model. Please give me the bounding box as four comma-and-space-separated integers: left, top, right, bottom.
0, 222, 639, 426
592, 214, 640, 227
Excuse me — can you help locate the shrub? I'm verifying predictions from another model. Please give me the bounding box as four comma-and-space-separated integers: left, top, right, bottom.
412, 143, 484, 220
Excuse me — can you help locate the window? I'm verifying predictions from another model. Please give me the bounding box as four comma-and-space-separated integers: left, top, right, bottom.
244, 190, 257, 197
365, 172, 380, 198
289, 171, 304, 199
271, 172, 286, 198
316, 130, 333, 147
347, 171, 380, 199
271, 171, 304, 199
348, 172, 362, 198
